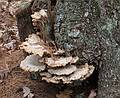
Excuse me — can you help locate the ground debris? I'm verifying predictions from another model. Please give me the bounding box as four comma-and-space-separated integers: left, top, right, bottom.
56, 89, 72, 98
23, 86, 34, 98
0, 68, 10, 83
88, 90, 96, 98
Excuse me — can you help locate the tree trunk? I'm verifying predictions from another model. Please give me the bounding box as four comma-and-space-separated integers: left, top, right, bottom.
97, 0, 120, 98
16, 1, 35, 41
54, 0, 120, 97
16, 0, 120, 97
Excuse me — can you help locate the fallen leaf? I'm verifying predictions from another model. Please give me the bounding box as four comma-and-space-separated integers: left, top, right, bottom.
88, 90, 96, 98
0, 68, 10, 81
23, 86, 30, 97
4, 40, 16, 50
28, 93, 34, 98
23, 86, 34, 98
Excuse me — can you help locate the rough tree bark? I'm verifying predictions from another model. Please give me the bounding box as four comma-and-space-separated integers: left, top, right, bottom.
16, 0, 120, 97
54, 0, 120, 98
16, 1, 35, 41
97, 0, 120, 97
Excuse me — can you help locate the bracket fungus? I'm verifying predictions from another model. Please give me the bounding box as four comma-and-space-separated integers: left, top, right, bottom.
15, 0, 95, 85
69, 63, 95, 81
20, 55, 46, 72
31, 9, 48, 20
20, 34, 54, 57
48, 65, 77, 75
20, 34, 95, 84
41, 63, 94, 84
43, 56, 79, 68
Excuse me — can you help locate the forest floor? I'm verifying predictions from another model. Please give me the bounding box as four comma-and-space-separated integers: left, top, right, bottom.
0, 50, 58, 98
0, 0, 57, 98
0, 0, 97, 98
0, 1, 58, 97
0, 50, 96, 98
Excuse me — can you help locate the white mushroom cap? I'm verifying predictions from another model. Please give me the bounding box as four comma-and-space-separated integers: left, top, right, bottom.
20, 55, 46, 72
42, 77, 60, 84
69, 63, 94, 81
20, 34, 52, 57
42, 76, 70, 84
48, 65, 77, 75
20, 42, 48, 57
26, 34, 41, 44
53, 49, 65, 55
44, 56, 79, 68
39, 72, 52, 78
41, 63, 95, 84
31, 9, 48, 20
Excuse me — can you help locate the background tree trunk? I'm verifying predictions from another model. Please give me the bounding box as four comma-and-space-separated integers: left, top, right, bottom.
54, 0, 120, 97
98, 0, 120, 98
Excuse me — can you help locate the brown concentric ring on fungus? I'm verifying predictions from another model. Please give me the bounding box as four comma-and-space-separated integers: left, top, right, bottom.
44, 56, 79, 68
20, 34, 53, 57
41, 63, 95, 84
42, 76, 71, 84
69, 63, 95, 81
53, 49, 65, 55
80, 65, 95, 80
39, 72, 52, 78
48, 65, 77, 75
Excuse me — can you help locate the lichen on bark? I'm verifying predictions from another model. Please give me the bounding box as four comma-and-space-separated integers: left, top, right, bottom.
97, 0, 120, 97
55, 0, 120, 97
55, 0, 101, 64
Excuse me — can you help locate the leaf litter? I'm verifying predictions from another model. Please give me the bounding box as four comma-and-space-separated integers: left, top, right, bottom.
23, 86, 34, 98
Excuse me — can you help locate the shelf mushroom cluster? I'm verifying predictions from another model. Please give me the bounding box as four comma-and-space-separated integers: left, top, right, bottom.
20, 34, 95, 84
